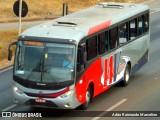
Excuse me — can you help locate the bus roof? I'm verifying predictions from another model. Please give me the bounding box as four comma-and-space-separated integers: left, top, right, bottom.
21, 2, 149, 43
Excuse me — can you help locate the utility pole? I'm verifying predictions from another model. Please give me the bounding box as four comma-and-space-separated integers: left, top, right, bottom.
13, 0, 28, 35
18, 0, 22, 35
62, 3, 68, 16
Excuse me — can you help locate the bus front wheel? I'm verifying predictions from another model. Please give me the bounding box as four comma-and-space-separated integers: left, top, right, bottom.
81, 87, 92, 110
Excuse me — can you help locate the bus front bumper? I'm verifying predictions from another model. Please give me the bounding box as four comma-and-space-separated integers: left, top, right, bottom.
13, 85, 80, 109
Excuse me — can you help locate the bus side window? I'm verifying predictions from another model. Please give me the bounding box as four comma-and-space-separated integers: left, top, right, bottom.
77, 45, 85, 72
138, 16, 144, 36
109, 27, 119, 49
144, 13, 149, 32
105, 31, 109, 51
129, 19, 137, 40
119, 23, 128, 45
98, 32, 106, 55
86, 36, 98, 61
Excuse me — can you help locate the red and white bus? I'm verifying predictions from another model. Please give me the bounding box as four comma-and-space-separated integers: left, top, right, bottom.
8, 2, 150, 109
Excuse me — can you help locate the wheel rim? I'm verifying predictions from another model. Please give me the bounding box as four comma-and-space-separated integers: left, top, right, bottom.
125, 69, 130, 83
86, 91, 90, 103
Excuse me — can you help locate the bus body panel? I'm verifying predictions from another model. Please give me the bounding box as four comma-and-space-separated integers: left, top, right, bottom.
75, 49, 149, 105
76, 50, 126, 104
76, 58, 106, 104
75, 33, 150, 104
137, 34, 150, 60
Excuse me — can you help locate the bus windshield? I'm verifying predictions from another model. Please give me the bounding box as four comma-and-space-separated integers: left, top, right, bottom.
14, 41, 75, 84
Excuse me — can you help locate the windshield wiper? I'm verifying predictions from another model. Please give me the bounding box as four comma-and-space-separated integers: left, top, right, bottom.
25, 62, 42, 81
43, 64, 58, 84
26, 52, 43, 81
25, 58, 58, 84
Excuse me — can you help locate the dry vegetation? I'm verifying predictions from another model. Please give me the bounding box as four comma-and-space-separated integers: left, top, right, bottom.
0, 30, 18, 69
0, 0, 143, 21
0, 0, 144, 69
0, 30, 18, 60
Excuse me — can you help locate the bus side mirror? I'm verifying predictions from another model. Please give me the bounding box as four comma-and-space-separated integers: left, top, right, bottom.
8, 42, 17, 61
8, 50, 12, 61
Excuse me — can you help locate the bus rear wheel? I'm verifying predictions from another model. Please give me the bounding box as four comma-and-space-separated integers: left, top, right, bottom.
81, 87, 92, 110
121, 64, 130, 86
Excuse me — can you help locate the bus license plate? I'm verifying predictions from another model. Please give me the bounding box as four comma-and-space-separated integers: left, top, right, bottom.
35, 98, 46, 103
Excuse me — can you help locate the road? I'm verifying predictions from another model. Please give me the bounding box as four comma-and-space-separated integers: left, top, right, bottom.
0, 21, 47, 30
0, 0, 160, 119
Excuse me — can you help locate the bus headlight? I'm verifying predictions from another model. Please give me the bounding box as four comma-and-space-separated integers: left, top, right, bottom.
60, 89, 74, 98
13, 86, 23, 95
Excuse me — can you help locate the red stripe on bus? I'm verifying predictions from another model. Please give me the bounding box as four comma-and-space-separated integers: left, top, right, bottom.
109, 56, 114, 84
104, 58, 109, 87
43, 87, 69, 98
25, 87, 69, 98
88, 20, 112, 35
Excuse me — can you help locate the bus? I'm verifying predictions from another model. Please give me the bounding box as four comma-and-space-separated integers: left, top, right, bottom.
8, 2, 150, 109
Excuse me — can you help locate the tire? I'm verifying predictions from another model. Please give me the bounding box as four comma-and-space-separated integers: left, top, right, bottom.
81, 87, 92, 110
121, 64, 130, 86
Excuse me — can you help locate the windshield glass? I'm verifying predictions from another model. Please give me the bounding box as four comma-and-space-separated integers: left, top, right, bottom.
14, 41, 75, 84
